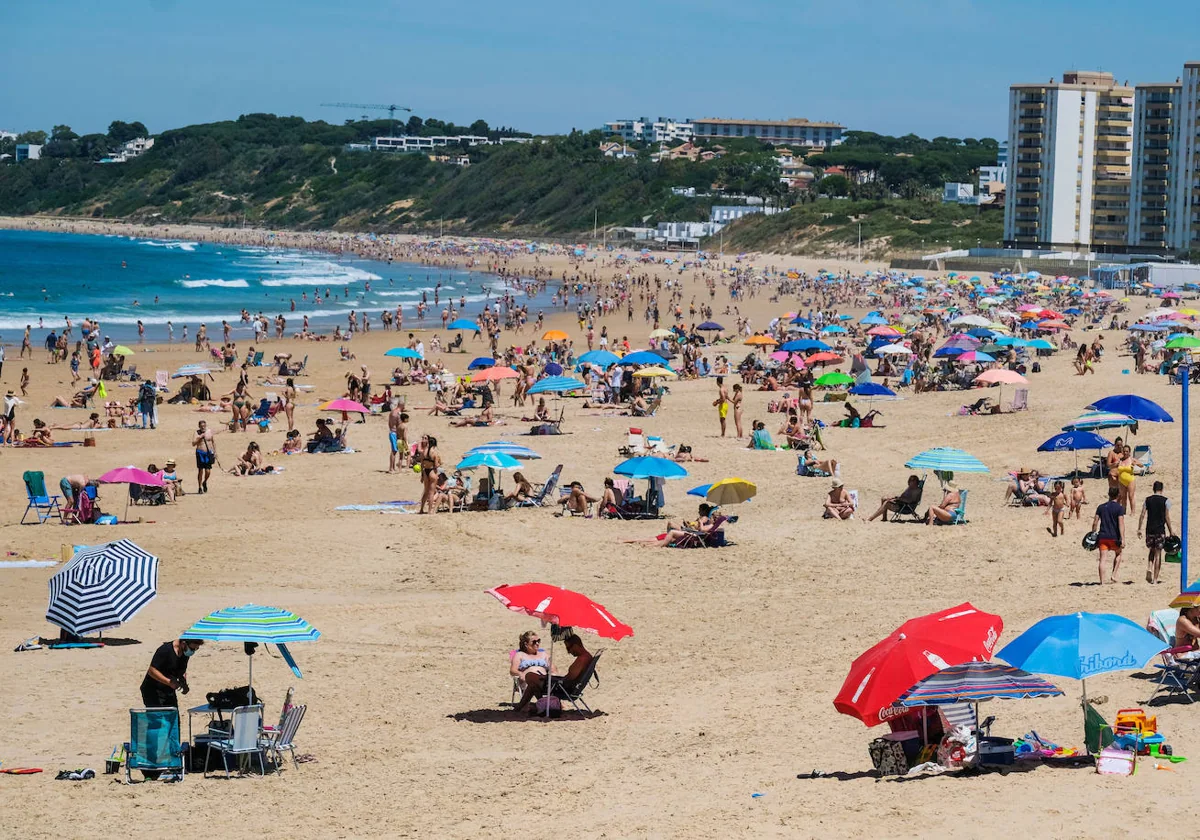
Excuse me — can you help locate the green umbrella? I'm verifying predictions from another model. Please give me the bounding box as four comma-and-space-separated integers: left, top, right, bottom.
1166, 335, 1200, 350
112, 345, 135, 356
814, 372, 854, 387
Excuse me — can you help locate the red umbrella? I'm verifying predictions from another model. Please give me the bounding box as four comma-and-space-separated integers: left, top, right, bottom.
833, 602, 1003, 726
805, 351, 843, 366
486, 582, 633, 640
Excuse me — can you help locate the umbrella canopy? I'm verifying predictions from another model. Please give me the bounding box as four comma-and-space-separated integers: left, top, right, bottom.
112, 345, 135, 356
897, 662, 1063, 706
814, 372, 854, 387
998, 612, 1165, 681
467, 357, 496, 370
1170, 590, 1200, 609
849, 382, 895, 397
542, 330, 569, 341
1086, 395, 1173, 423
466, 441, 541, 460
697, 321, 724, 331
806, 352, 843, 365
447, 319, 479, 331
860, 314, 888, 326
614, 457, 688, 480
172, 364, 213, 378
527, 376, 587, 394
98, 466, 165, 487
950, 314, 991, 327
619, 351, 667, 366
457, 451, 522, 471
905, 447, 989, 474
744, 335, 778, 346
1166, 335, 1200, 350
686, 483, 714, 498
705, 478, 756, 506
576, 350, 620, 368
781, 339, 830, 353
46, 540, 158, 636
182, 604, 321, 644
875, 343, 912, 356
1062, 411, 1136, 432
1037, 431, 1112, 453
649, 328, 675, 339
471, 366, 519, 383
384, 347, 422, 359
486, 582, 633, 640
543, 363, 564, 376
632, 366, 677, 378
975, 369, 1028, 386
833, 603, 1004, 726
320, 398, 370, 414
956, 351, 996, 363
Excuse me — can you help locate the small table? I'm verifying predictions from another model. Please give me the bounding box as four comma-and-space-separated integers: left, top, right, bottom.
186, 703, 226, 743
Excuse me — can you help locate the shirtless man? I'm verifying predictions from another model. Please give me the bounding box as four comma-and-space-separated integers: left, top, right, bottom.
713, 376, 730, 437
193, 419, 217, 493
387, 407, 407, 473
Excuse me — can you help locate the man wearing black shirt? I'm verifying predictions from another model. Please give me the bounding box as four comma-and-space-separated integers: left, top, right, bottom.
140, 638, 204, 708
1091, 486, 1126, 585
1138, 481, 1174, 585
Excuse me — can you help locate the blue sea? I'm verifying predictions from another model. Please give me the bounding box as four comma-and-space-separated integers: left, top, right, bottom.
0, 229, 512, 343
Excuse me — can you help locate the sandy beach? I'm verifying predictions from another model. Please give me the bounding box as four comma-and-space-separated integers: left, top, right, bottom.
1, 224, 1197, 839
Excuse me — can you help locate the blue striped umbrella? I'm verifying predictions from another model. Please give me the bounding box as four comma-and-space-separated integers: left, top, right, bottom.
466, 441, 541, 460
46, 540, 158, 636
897, 662, 1063, 706
1061, 411, 1136, 432
183, 604, 320, 690
527, 376, 587, 395
457, 451, 521, 471
905, 448, 989, 474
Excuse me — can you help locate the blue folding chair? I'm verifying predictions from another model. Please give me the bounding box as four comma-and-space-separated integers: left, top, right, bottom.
21, 470, 62, 524
125, 707, 187, 783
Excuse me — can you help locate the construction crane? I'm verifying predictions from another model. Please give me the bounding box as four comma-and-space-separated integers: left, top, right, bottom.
320, 103, 412, 137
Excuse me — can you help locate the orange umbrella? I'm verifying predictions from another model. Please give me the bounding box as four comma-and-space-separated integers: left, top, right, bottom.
805, 352, 843, 365
1037, 320, 1070, 331
542, 330, 568, 341
744, 335, 778, 346
471, 367, 519, 383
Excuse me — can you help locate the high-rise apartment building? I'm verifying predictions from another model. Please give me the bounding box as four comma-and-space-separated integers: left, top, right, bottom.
1167, 63, 1200, 253
1129, 81, 1179, 250
1004, 71, 1134, 250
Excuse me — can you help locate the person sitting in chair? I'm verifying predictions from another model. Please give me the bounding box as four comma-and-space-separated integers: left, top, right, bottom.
548, 633, 594, 701
797, 450, 839, 477
926, 481, 962, 526
511, 630, 549, 712
867, 474, 922, 522
559, 481, 599, 516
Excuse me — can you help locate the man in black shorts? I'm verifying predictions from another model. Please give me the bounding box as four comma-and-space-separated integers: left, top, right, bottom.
193, 419, 216, 493
1137, 480, 1174, 585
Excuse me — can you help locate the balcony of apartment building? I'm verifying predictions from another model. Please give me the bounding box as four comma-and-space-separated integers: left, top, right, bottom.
1017, 110, 1045, 121
1013, 227, 1039, 240
1097, 112, 1133, 124
1018, 93, 1046, 104
1095, 199, 1130, 211
1013, 211, 1039, 223
1015, 166, 1041, 179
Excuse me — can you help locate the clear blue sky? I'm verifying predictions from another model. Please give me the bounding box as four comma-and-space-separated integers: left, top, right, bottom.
3, 0, 1198, 140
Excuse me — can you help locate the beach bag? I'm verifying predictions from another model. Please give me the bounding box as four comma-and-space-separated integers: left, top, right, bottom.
868, 737, 908, 776
206, 686, 260, 710
534, 696, 562, 718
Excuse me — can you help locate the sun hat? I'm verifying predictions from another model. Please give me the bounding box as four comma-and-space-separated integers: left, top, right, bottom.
831, 478, 844, 488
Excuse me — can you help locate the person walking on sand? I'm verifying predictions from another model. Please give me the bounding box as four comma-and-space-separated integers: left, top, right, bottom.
193, 419, 217, 494
731, 383, 745, 438
1092, 485, 1126, 584
1137, 481, 1174, 585
713, 376, 730, 437
387, 406, 407, 473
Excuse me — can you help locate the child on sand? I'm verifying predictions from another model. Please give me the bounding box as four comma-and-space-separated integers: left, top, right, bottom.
1048, 480, 1066, 537
1069, 477, 1087, 519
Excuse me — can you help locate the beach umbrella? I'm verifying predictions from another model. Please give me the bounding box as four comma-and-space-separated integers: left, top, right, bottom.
950, 314, 991, 327
1062, 411, 1137, 432
649, 328, 675, 340
956, 350, 995, 363
686, 483, 714, 498
833, 603, 1003, 726
171, 364, 214, 378
1086, 395, 1173, 423
867, 326, 902, 338
806, 352, 844, 366
182, 604, 321, 694
820, 325, 847, 334
320, 398, 369, 414
471, 366, 519, 383
614, 457, 688, 480
814, 371, 854, 387
46, 540, 158, 637
466, 441, 541, 462
997, 612, 1165, 706
897, 662, 1063, 706
576, 350, 620, 368
1025, 339, 1055, 350
1037, 431, 1113, 473
744, 335, 778, 347
112, 345, 135, 356
705, 478, 756, 506
467, 357, 496, 370
649, 348, 675, 361
875, 343, 912, 356
527, 376, 587, 395
849, 382, 895, 398
974, 368, 1027, 403
860, 314, 888, 326
543, 363, 564, 376
542, 330, 569, 341
781, 339, 830, 353
933, 346, 966, 358
384, 347, 423, 359
697, 321, 724, 331
457, 451, 522, 471
1170, 590, 1200, 609
98, 465, 166, 520
632, 366, 677, 378
618, 351, 668, 366
1166, 335, 1200, 350
447, 319, 479, 331
905, 448, 988, 485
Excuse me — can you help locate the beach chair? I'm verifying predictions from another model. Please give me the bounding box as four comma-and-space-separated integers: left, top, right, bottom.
671, 515, 729, 548
21, 470, 63, 524
125, 707, 187, 783
250, 351, 265, 367
259, 704, 306, 770
205, 704, 265, 778
1132, 445, 1154, 475
618, 428, 646, 457
548, 650, 603, 715
123, 363, 139, 382
1146, 608, 1198, 705
286, 355, 309, 376
889, 477, 926, 523
897, 368, 914, 390
156, 370, 169, 392
948, 490, 969, 525
521, 465, 563, 507
61, 486, 96, 525
1008, 388, 1029, 412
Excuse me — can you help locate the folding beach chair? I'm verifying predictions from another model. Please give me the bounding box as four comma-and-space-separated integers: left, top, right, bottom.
948, 490, 969, 525
125, 707, 187, 783
1132, 445, 1154, 475
259, 704, 306, 770
889, 477, 926, 523
1084, 703, 1116, 756
521, 464, 563, 507
1146, 608, 1198, 704
156, 370, 169, 392
671, 515, 729, 548
251, 351, 265, 367
205, 704, 265, 778
618, 428, 646, 457
21, 470, 63, 524
1008, 388, 1029, 412
549, 650, 603, 715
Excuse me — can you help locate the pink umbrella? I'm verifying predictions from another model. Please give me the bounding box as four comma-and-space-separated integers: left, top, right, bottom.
974, 369, 1028, 407
320, 398, 370, 414
98, 466, 165, 487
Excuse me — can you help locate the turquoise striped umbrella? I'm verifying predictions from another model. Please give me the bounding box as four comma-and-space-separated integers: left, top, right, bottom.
905, 447, 989, 474
183, 604, 320, 692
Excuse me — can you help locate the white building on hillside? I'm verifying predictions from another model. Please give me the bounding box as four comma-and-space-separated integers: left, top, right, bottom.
605, 118, 693, 145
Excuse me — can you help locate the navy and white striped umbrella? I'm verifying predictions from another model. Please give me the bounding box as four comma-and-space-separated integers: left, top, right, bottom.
46, 540, 158, 636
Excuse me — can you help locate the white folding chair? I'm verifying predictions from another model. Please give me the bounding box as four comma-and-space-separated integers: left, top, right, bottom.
205, 704, 265, 777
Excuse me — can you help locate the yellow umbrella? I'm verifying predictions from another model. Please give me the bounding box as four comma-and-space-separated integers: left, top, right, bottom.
706, 478, 757, 506
744, 335, 778, 346
542, 330, 568, 341
632, 366, 677, 378
112, 345, 135, 356
1178, 308, 1200, 316
649, 328, 674, 339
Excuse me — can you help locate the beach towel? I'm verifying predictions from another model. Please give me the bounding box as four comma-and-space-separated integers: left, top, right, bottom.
335, 504, 415, 511
0, 560, 58, 569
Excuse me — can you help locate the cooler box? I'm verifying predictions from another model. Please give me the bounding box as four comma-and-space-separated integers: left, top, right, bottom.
978, 736, 1015, 766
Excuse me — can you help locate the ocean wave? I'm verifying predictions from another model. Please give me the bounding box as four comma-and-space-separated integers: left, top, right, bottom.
137, 239, 199, 252
179, 279, 250, 289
